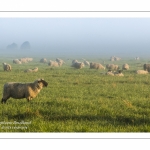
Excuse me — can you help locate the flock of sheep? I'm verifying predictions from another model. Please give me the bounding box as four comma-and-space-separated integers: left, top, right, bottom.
1, 56, 150, 104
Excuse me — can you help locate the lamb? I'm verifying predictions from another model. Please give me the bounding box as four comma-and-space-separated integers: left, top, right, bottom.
90, 62, 105, 70
136, 70, 148, 74
1, 78, 48, 103
2, 63, 12, 71
24, 67, 38, 73
122, 63, 129, 70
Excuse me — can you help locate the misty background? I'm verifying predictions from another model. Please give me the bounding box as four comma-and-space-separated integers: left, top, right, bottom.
0, 18, 150, 58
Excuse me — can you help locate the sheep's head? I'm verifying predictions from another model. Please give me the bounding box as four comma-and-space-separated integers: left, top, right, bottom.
37, 79, 48, 88
38, 79, 48, 87
2, 63, 7, 65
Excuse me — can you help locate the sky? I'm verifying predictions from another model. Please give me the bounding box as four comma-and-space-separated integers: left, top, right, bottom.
1, 18, 150, 58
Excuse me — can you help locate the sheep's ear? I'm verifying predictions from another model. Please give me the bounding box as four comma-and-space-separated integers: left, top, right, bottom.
37, 79, 42, 83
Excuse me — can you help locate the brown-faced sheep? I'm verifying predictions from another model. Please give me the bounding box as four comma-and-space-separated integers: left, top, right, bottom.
122, 63, 129, 70
1, 79, 48, 103
2, 63, 12, 71
90, 62, 105, 70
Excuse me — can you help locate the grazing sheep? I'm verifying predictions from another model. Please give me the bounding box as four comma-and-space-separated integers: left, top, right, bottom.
106, 64, 119, 71
72, 59, 78, 64
13, 59, 22, 64
114, 70, 124, 76
2, 63, 12, 71
105, 70, 114, 76
135, 57, 140, 60
143, 64, 150, 72
90, 62, 105, 70
26, 57, 33, 62
114, 57, 121, 61
122, 63, 129, 70
24, 69, 33, 73
40, 58, 47, 63
72, 62, 84, 69
110, 56, 115, 61
56, 58, 65, 66
81, 58, 90, 66
1, 78, 48, 103
48, 60, 59, 67
110, 56, 121, 61
136, 70, 148, 74
19, 58, 28, 63
83, 60, 90, 66
24, 67, 38, 73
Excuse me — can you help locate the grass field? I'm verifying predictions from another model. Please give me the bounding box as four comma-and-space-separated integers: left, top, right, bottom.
0, 55, 150, 132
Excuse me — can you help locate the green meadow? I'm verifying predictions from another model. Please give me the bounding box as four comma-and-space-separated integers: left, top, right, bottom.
0, 55, 150, 132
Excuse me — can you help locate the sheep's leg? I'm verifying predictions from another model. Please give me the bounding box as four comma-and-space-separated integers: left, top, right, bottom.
26, 97, 32, 102
1, 97, 9, 104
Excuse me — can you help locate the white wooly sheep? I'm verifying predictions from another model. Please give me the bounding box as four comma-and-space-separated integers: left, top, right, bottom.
24, 67, 38, 73
40, 58, 47, 63
135, 57, 140, 60
110, 56, 121, 61
83, 60, 90, 66
1, 79, 48, 103
19, 58, 29, 63
106, 64, 119, 71
72, 62, 84, 69
48, 60, 59, 67
105, 70, 114, 76
56, 58, 65, 66
26, 57, 33, 62
72, 59, 78, 64
13, 59, 22, 64
2, 63, 12, 71
136, 70, 148, 74
122, 63, 129, 70
90, 62, 105, 70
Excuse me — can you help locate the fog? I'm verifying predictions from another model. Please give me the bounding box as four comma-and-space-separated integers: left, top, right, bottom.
1, 18, 150, 58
